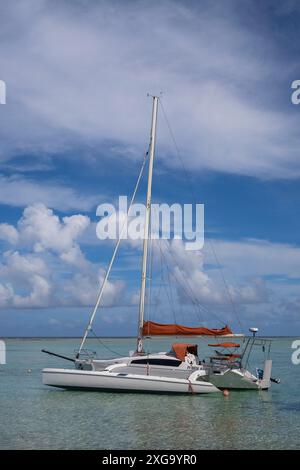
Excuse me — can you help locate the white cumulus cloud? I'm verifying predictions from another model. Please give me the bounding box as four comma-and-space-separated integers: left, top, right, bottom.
0, 203, 124, 308
0, 1, 299, 179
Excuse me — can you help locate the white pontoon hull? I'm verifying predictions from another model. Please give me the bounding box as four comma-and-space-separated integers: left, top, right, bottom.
206, 359, 273, 390
43, 368, 220, 394
208, 369, 260, 390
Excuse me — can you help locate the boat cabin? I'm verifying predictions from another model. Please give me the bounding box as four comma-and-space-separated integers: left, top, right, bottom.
127, 343, 199, 368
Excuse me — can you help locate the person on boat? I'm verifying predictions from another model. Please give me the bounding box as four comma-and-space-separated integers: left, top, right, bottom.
185, 351, 197, 367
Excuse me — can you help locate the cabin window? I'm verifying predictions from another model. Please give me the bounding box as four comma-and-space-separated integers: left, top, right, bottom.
130, 358, 181, 367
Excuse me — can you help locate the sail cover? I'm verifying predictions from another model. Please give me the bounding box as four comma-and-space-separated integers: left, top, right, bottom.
142, 321, 233, 336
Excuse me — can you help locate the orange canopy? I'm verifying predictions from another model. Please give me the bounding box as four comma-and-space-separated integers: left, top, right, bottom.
143, 321, 233, 336
172, 343, 198, 362
208, 342, 240, 348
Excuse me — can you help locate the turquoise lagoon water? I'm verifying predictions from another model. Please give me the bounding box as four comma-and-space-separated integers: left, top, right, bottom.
0, 337, 299, 450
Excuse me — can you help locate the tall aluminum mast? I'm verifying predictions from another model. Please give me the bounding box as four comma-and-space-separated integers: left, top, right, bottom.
136, 95, 159, 353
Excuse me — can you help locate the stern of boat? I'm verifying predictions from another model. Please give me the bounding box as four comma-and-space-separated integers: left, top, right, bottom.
258, 359, 272, 390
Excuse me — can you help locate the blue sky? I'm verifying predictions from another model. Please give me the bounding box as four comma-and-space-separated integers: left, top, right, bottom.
0, 0, 300, 336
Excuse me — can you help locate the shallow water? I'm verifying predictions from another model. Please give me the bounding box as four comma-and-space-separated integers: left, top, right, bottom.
0, 337, 299, 449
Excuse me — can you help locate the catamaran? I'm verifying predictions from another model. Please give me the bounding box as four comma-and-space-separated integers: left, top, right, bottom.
42, 96, 278, 393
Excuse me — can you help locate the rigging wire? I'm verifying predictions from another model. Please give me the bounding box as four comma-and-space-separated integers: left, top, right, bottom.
78, 145, 150, 354
90, 328, 125, 358
148, 239, 165, 323
151, 239, 176, 324
160, 238, 225, 326
208, 241, 244, 334
149, 206, 179, 325
158, 239, 196, 324
158, 97, 244, 334
146, 206, 155, 324
162, 247, 178, 325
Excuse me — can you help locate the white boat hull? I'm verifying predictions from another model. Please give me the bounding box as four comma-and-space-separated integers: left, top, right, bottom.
208, 369, 260, 390
206, 359, 272, 390
43, 368, 220, 394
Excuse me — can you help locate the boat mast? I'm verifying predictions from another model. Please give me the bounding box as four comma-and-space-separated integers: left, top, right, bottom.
137, 95, 159, 353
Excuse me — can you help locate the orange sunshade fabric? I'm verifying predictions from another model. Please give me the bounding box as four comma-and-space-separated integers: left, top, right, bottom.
142, 321, 233, 336
208, 342, 240, 348
172, 343, 198, 362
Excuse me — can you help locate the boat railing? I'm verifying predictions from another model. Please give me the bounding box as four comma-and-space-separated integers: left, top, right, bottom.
240, 337, 273, 370
207, 356, 242, 370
